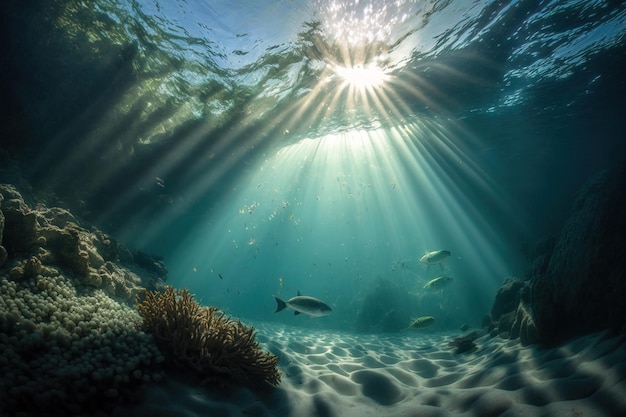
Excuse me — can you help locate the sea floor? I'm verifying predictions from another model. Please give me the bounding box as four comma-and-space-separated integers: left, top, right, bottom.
114, 322, 626, 417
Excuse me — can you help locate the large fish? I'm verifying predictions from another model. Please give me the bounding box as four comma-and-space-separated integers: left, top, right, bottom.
274, 291, 332, 317
423, 276, 453, 289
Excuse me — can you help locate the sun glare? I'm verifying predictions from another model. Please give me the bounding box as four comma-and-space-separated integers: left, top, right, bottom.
335, 64, 389, 89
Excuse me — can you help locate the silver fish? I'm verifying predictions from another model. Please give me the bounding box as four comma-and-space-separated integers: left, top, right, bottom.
423, 276, 453, 289
419, 250, 451, 265
274, 290, 332, 317
409, 316, 435, 329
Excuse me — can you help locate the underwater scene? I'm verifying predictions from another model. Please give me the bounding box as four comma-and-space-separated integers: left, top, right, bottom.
1, 0, 626, 416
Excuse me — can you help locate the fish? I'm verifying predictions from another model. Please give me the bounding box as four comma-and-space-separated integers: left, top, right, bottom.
423, 276, 453, 289
409, 316, 435, 329
419, 250, 451, 265
419, 250, 451, 272
274, 290, 332, 317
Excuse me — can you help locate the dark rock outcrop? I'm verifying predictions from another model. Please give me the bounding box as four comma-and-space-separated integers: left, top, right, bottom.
486, 277, 538, 345
488, 167, 626, 346
530, 167, 626, 345
490, 277, 524, 324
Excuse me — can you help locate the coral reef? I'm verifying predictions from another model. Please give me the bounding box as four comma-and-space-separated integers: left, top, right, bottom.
136, 286, 281, 387
0, 273, 165, 416
0, 183, 175, 415
0, 182, 281, 417
0, 184, 167, 303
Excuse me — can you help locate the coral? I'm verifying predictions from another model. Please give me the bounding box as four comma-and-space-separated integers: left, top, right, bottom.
0, 184, 177, 415
0, 273, 165, 416
136, 286, 281, 387
0, 183, 167, 303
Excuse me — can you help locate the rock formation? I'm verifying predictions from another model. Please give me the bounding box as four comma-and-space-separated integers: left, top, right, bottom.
0, 184, 167, 302
487, 167, 626, 345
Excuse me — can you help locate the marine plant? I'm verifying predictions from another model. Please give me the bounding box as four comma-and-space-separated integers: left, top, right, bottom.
136, 286, 281, 387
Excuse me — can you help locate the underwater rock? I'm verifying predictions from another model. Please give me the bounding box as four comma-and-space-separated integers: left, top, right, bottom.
510, 289, 537, 346
487, 277, 537, 343
0, 246, 6, 267
490, 277, 524, 323
41, 222, 91, 277
448, 331, 482, 354
520, 235, 557, 281
0, 184, 167, 303
0, 194, 6, 266
355, 277, 413, 333
130, 249, 168, 281
0, 185, 39, 255
0, 194, 4, 242
488, 168, 626, 346
529, 167, 626, 345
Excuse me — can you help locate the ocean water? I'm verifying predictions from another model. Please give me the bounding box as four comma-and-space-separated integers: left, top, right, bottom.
2, 0, 626, 335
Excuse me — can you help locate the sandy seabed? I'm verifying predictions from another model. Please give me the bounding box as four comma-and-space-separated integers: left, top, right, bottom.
115, 323, 626, 417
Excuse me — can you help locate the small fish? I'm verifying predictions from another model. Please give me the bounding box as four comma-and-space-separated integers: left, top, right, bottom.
409, 316, 435, 329
419, 250, 451, 265
420, 250, 451, 272
423, 276, 453, 289
274, 290, 332, 317
218, 273, 223, 280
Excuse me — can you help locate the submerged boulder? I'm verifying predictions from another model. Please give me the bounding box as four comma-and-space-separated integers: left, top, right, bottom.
487, 277, 537, 344
529, 167, 626, 345
488, 167, 626, 346
490, 277, 524, 323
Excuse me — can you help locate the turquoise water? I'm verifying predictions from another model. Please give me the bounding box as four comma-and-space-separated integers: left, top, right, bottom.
2, 0, 625, 332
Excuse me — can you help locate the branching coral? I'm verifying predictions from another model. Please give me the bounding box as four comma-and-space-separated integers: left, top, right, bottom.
136, 286, 281, 387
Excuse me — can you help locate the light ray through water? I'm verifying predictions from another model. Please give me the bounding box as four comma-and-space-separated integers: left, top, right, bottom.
168, 119, 523, 328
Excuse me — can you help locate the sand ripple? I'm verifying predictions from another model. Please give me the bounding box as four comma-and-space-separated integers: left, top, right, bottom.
114, 324, 626, 417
